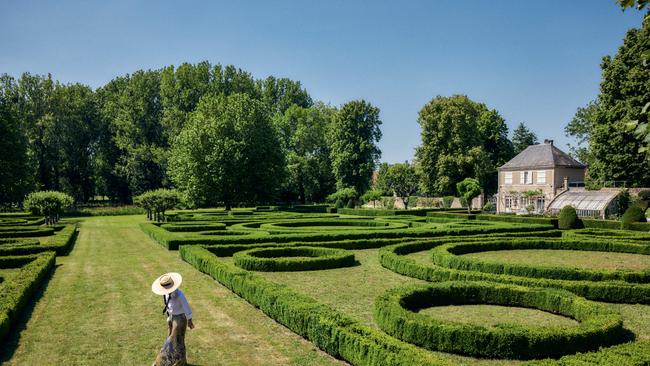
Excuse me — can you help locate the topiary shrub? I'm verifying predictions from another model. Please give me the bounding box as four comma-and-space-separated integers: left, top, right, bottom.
558, 205, 578, 229
482, 202, 495, 213
23, 191, 74, 225
636, 190, 650, 211
621, 205, 646, 229
335, 198, 344, 208
442, 196, 454, 209
346, 198, 355, 208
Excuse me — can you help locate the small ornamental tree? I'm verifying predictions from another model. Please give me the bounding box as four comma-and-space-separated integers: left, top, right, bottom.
136, 189, 182, 222
621, 204, 646, 229
442, 196, 454, 209
381, 162, 419, 209
558, 205, 578, 229
23, 191, 74, 225
327, 187, 358, 206
456, 178, 482, 214
362, 189, 382, 208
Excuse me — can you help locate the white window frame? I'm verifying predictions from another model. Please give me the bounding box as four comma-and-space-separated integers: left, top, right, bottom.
504, 172, 512, 185
521, 171, 533, 185
536, 170, 546, 185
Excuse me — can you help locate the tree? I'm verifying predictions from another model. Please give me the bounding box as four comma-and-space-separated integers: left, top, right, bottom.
361, 188, 382, 208
416, 95, 513, 196
135, 188, 181, 222
456, 178, 481, 214
274, 103, 336, 203
23, 190, 74, 225
511, 122, 538, 155
380, 162, 420, 209
168, 93, 284, 209
581, 16, 650, 187
329, 100, 382, 195
565, 100, 599, 166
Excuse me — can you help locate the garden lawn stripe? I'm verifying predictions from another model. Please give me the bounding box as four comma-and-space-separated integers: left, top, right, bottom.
0, 215, 344, 366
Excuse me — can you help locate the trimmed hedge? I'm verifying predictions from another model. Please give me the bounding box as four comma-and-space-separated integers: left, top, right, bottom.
233, 246, 356, 271
476, 214, 559, 227
374, 281, 623, 359
379, 239, 650, 303
559, 206, 578, 230
524, 340, 650, 365
563, 229, 650, 242
180, 245, 454, 366
0, 224, 77, 256
582, 218, 650, 232
430, 238, 650, 283
0, 226, 55, 238
339, 208, 442, 217
0, 252, 56, 342
160, 223, 227, 232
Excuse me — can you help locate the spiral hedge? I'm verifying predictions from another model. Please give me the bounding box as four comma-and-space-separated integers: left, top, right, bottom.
374, 281, 623, 359
431, 238, 650, 283
233, 246, 356, 271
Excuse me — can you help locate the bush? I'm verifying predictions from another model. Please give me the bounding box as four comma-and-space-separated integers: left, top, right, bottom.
374, 281, 623, 359
23, 191, 74, 225
559, 206, 578, 229
442, 196, 454, 209
326, 187, 357, 204
233, 246, 356, 271
482, 202, 495, 213
135, 189, 182, 222
335, 198, 344, 209
637, 190, 650, 211
346, 198, 355, 208
622, 205, 646, 229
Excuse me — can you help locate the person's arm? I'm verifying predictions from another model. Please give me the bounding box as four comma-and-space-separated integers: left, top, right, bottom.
178, 290, 194, 329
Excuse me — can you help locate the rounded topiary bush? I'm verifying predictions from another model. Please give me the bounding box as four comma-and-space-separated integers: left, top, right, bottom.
374, 281, 624, 359
558, 205, 578, 229
621, 205, 646, 229
233, 246, 356, 271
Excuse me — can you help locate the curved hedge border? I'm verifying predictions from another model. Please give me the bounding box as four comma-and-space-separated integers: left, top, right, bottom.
431, 238, 650, 283
524, 340, 650, 365
181, 245, 455, 366
563, 229, 650, 242
259, 219, 409, 232
160, 223, 227, 232
374, 281, 623, 359
233, 246, 356, 271
0, 224, 78, 256
379, 239, 650, 303
0, 238, 40, 247
0, 226, 55, 238
0, 252, 56, 342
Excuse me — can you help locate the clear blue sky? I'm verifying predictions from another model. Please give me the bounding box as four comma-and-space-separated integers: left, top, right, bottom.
0, 1, 644, 163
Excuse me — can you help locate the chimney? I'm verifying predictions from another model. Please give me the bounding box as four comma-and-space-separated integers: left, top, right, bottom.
544, 139, 554, 146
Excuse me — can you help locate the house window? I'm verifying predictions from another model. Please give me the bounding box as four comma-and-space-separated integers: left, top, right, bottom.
537, 171, 546, 184
504, 172, 512, 185
505, 196, 512, 209
520, 171, 533, 184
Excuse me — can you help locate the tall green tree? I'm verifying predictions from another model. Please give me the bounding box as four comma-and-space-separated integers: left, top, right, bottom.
580, 16, 650, 186
260, 76, 313, 115
416, 95, 513, 196
274, 103, 336, 203
168, 93, 284, 209
380, 162, 420, 209
511, 122, 538, 155
329, 100, 382, 195
565, 100, 599, 165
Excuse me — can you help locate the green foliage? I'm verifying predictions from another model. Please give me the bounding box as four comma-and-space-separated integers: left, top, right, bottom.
168, 93, 284, 209
559, 206, 578, 229
329, 100, 382, 194
616, 190, 631, 216
637, 189, 650, 210
379, 162, 419, 209
346, 198, 355, 208
512, 122, 538, 154
361, 189, 383, 207
326, 187, 358, 203
334, 198, 344, 209
456, 178, 481, 213
415, 95, 513, 196
233, 246, 356, 271
23, 191, 74, 225
135, 188, 181, 222
482, 202, 495, 213
442, 196, 454, 209
374, 282, 622, 359
622, 205, 647, 229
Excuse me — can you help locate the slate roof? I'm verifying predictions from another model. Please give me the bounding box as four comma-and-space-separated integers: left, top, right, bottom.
499, 143, 586, 171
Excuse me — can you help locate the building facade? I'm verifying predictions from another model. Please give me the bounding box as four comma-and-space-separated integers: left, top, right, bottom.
496, 140, 586, 214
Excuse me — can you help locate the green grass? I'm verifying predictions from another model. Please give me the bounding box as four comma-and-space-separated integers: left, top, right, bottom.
418, 304, 579, 328
462, 249, 650, 271
0, 215, 343, 366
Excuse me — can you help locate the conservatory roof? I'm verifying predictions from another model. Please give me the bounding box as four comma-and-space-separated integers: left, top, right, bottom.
547, 190, 619, 212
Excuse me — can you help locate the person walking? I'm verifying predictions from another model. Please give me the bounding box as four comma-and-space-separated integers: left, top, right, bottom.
151, 272, 195, 366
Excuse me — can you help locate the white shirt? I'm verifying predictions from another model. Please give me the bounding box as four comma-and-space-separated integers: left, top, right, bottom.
164, 289, 193, 321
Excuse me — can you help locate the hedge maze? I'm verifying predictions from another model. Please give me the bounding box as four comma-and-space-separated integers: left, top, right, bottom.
0, 212, 78, 342
142, 208, 650, 365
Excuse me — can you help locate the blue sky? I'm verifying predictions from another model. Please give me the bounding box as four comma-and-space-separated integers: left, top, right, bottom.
0, 1, 645, 163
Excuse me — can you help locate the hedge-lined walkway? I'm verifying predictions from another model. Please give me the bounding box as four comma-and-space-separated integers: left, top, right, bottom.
0, 215, 343, 365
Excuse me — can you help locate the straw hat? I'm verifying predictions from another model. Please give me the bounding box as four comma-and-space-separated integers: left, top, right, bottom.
151, 272, 182, 295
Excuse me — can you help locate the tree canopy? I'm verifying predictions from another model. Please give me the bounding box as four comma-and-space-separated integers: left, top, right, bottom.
511, 122, 538, 155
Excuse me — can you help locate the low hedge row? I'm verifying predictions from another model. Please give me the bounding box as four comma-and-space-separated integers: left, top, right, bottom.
142, 222, 554, 250
0, 226, 55, 238
160, 223, 227, 232
563, 228, 650, 241
431, 238, 650, 283
0, 252, 56, 342
338, 208, 446, 217
582, 218, 650, 231
379, 240, 650, 303
233, 246, 356, 271
0, 238, 40, 247
180, 245, 455, 366
374, 281, 623, 359
524, 340, 650, 365
0, 224, 77, 256
476, 214, 559, 227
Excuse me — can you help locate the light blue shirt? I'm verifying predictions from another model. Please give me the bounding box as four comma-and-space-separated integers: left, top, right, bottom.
164, 289, 193, 321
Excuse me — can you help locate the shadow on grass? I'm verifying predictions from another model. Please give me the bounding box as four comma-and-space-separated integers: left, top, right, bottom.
0, 263, 61, 362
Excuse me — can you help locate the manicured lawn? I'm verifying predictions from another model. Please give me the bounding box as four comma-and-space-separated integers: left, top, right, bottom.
0, 215, 343, 366
418, 304, 578, 328
463, 249, 650, 271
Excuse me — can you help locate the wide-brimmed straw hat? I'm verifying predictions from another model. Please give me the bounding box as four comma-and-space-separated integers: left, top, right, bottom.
151, 272, 182, 295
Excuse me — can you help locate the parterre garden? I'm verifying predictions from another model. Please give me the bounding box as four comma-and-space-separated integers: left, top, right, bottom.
0, 212, 77, 343
140, 207, 650, 365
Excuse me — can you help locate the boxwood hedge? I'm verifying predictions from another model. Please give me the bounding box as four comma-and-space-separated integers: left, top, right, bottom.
0, 224, 77, 256
233, 246, 356, 271
374, 281, 623, 359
